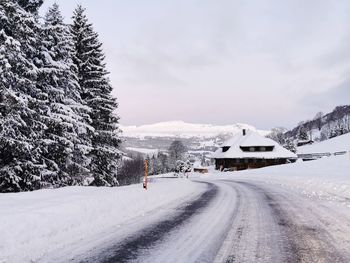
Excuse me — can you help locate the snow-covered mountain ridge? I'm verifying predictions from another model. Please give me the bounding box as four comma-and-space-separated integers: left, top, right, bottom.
120, 121, 269, 139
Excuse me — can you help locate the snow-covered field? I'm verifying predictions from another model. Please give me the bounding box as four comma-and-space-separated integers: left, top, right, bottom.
209, 154, 350, 202
0, 179, 204, 263
1, 136, 350, 262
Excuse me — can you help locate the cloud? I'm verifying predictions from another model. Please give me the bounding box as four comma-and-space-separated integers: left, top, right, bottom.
302, 78, 350, 111
40, 0, 350, 129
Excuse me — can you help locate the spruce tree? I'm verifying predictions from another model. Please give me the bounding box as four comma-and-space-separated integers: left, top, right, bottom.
297, 126, 309, 141
283, 138, 296, 153
70, 5, 121, 186
0, 0, 45, 192
37, 3, 94, 187
17, 0, 43, 13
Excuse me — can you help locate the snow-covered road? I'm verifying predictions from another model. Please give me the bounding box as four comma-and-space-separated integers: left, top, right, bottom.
2, 155, 350, 263
72, 178, 350, 263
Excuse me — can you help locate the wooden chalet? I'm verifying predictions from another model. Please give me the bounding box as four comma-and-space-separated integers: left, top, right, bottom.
212, 129, 297, 171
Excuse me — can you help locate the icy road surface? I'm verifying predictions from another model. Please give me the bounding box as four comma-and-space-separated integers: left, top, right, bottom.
72, 178, 350, 263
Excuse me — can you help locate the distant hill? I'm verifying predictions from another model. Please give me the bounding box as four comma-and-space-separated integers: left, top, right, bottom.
120, 121, 268, 139
285, 105, 350, 141
120, 121, 269, 152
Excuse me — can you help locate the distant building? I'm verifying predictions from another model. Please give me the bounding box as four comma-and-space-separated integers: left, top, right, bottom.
193, 168, 209, 174
296, 140, 314, 147
212, 129, 297, 171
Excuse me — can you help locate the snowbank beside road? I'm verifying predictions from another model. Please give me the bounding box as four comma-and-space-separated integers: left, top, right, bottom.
209, 154, 350, 201
0, 179, 203, 263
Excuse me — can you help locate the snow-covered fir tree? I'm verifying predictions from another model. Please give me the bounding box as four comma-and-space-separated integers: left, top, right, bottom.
37, 3, 94, 187
283, 138, 296, 153
297, 126, 309, 141
17, 0, 43, 14
0, 0, 47, 192
175, 160, 192, 174
0, 2, 122, 192
70, 5, 121, 186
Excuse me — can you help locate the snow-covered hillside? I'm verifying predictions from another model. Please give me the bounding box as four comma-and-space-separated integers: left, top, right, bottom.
121, 121, 268, 139
297, 132, 350, 154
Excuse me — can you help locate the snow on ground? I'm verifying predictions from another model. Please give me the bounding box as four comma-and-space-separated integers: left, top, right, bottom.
204, 154, 350, 201
0, 179, 204, 263
2, 135, 349, 263
297, 132, 350, 154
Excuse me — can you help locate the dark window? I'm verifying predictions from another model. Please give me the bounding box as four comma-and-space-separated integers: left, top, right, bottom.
222, 146, 230, 152
240, 146, 274, 152
264, 146, 274, 152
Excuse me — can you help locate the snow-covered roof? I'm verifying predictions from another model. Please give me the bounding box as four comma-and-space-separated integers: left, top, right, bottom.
212, 130, 297, 159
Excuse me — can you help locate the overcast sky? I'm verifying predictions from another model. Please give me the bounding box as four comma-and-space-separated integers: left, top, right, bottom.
40, 0, 350, 129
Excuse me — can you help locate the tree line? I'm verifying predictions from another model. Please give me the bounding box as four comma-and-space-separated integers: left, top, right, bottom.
285, 105, 350, 142
0, 1, 121, 192
119, 140, 190, 184
268, 105, 350, 151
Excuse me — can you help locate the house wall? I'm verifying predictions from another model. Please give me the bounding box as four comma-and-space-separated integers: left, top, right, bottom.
215, 158, 289, 171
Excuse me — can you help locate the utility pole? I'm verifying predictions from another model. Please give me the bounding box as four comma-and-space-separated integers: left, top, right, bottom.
143, 159, 148, 190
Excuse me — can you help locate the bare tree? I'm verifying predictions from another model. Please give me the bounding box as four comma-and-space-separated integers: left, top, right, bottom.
117, 155, 144, 186
168, 140, 187, 170
266, 127, 287, 145
313, 112, 324, 131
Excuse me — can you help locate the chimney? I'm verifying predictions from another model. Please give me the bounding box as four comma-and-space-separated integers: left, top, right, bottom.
242, 129, 246, 136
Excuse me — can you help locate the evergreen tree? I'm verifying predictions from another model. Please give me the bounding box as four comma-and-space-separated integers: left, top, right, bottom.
17, 0, 43, 13
157, 152, 169, 173
283, 138, 296, 153
201, 154, 206, 166
297, 126, 309, 141
0, 0, 45, 192
175, 160, 192, 174
70, 5, 121, 186
37, 3, 93, 187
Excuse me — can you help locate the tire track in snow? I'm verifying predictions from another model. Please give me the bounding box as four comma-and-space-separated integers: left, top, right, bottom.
84, 181, 218, 263
214, 180, 285, 263
235, 181, 348, 263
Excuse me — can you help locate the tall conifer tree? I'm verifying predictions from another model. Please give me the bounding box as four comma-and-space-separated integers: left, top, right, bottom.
37, 3, 94, 187
0, 0, 45, 192
70, 6, 121, 186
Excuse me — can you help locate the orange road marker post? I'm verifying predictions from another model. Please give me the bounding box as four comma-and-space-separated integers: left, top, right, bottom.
143, 159, 149, 190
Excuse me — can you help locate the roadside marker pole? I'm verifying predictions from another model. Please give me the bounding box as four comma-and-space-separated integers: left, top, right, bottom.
143, 159, 149, 190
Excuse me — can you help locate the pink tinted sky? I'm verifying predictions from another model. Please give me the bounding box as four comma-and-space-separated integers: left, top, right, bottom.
41, 0, 350, 129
